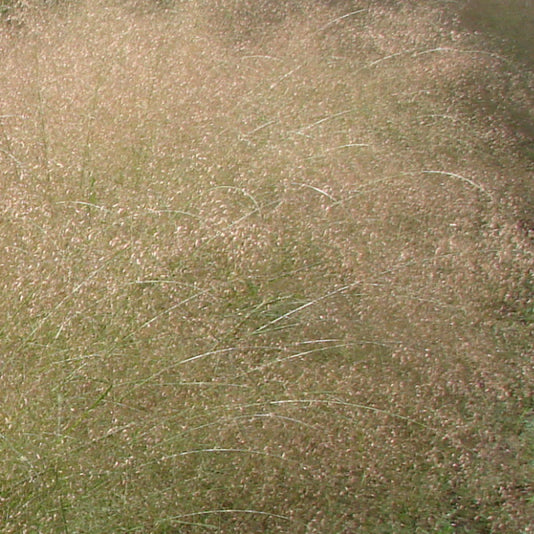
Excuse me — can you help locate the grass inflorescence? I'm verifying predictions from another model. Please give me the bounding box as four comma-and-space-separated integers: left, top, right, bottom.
0, 0, 533, 532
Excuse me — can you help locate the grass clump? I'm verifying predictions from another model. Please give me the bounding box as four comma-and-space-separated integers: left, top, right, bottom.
0, 1, 533, 532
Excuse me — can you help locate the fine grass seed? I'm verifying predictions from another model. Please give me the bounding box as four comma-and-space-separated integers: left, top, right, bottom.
0, 1, 533, 532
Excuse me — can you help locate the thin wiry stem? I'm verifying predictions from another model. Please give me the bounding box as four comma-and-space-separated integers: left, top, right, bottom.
419, 170, 492, 198
269, 65, 302, 89
242, 343, 360, 375
160, 447, 311, 469
162, 508, 294, 524
246, 120, 277, 135
55, 200, 109, 211
291, 182, 338, 202
211, 397, 431, 430
295, 109, 352, 134
124, 290, 210, 335
317, 9, 368, 32
363, 46, 510, 71
139, 412, 318, 450
269, 398, 429, 429
253, 282, 361, 334
207, 185, 261, 212
21, 244, 132, 344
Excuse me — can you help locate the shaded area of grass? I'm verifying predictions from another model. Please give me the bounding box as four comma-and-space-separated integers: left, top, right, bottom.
458, 0, 534, 187
0, 1, 533, 532
460, 0, 534, 68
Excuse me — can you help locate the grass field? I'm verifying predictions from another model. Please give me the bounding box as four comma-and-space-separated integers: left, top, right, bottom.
0, 1, 533, 532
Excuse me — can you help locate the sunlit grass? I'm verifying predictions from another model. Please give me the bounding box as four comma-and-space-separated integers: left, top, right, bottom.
0, 1, 533, 532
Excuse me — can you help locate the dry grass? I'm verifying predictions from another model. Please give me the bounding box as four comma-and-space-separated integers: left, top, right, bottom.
0, 1, 533, 532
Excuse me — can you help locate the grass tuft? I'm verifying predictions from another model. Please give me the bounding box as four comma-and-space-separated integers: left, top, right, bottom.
0, 0, 533, 532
